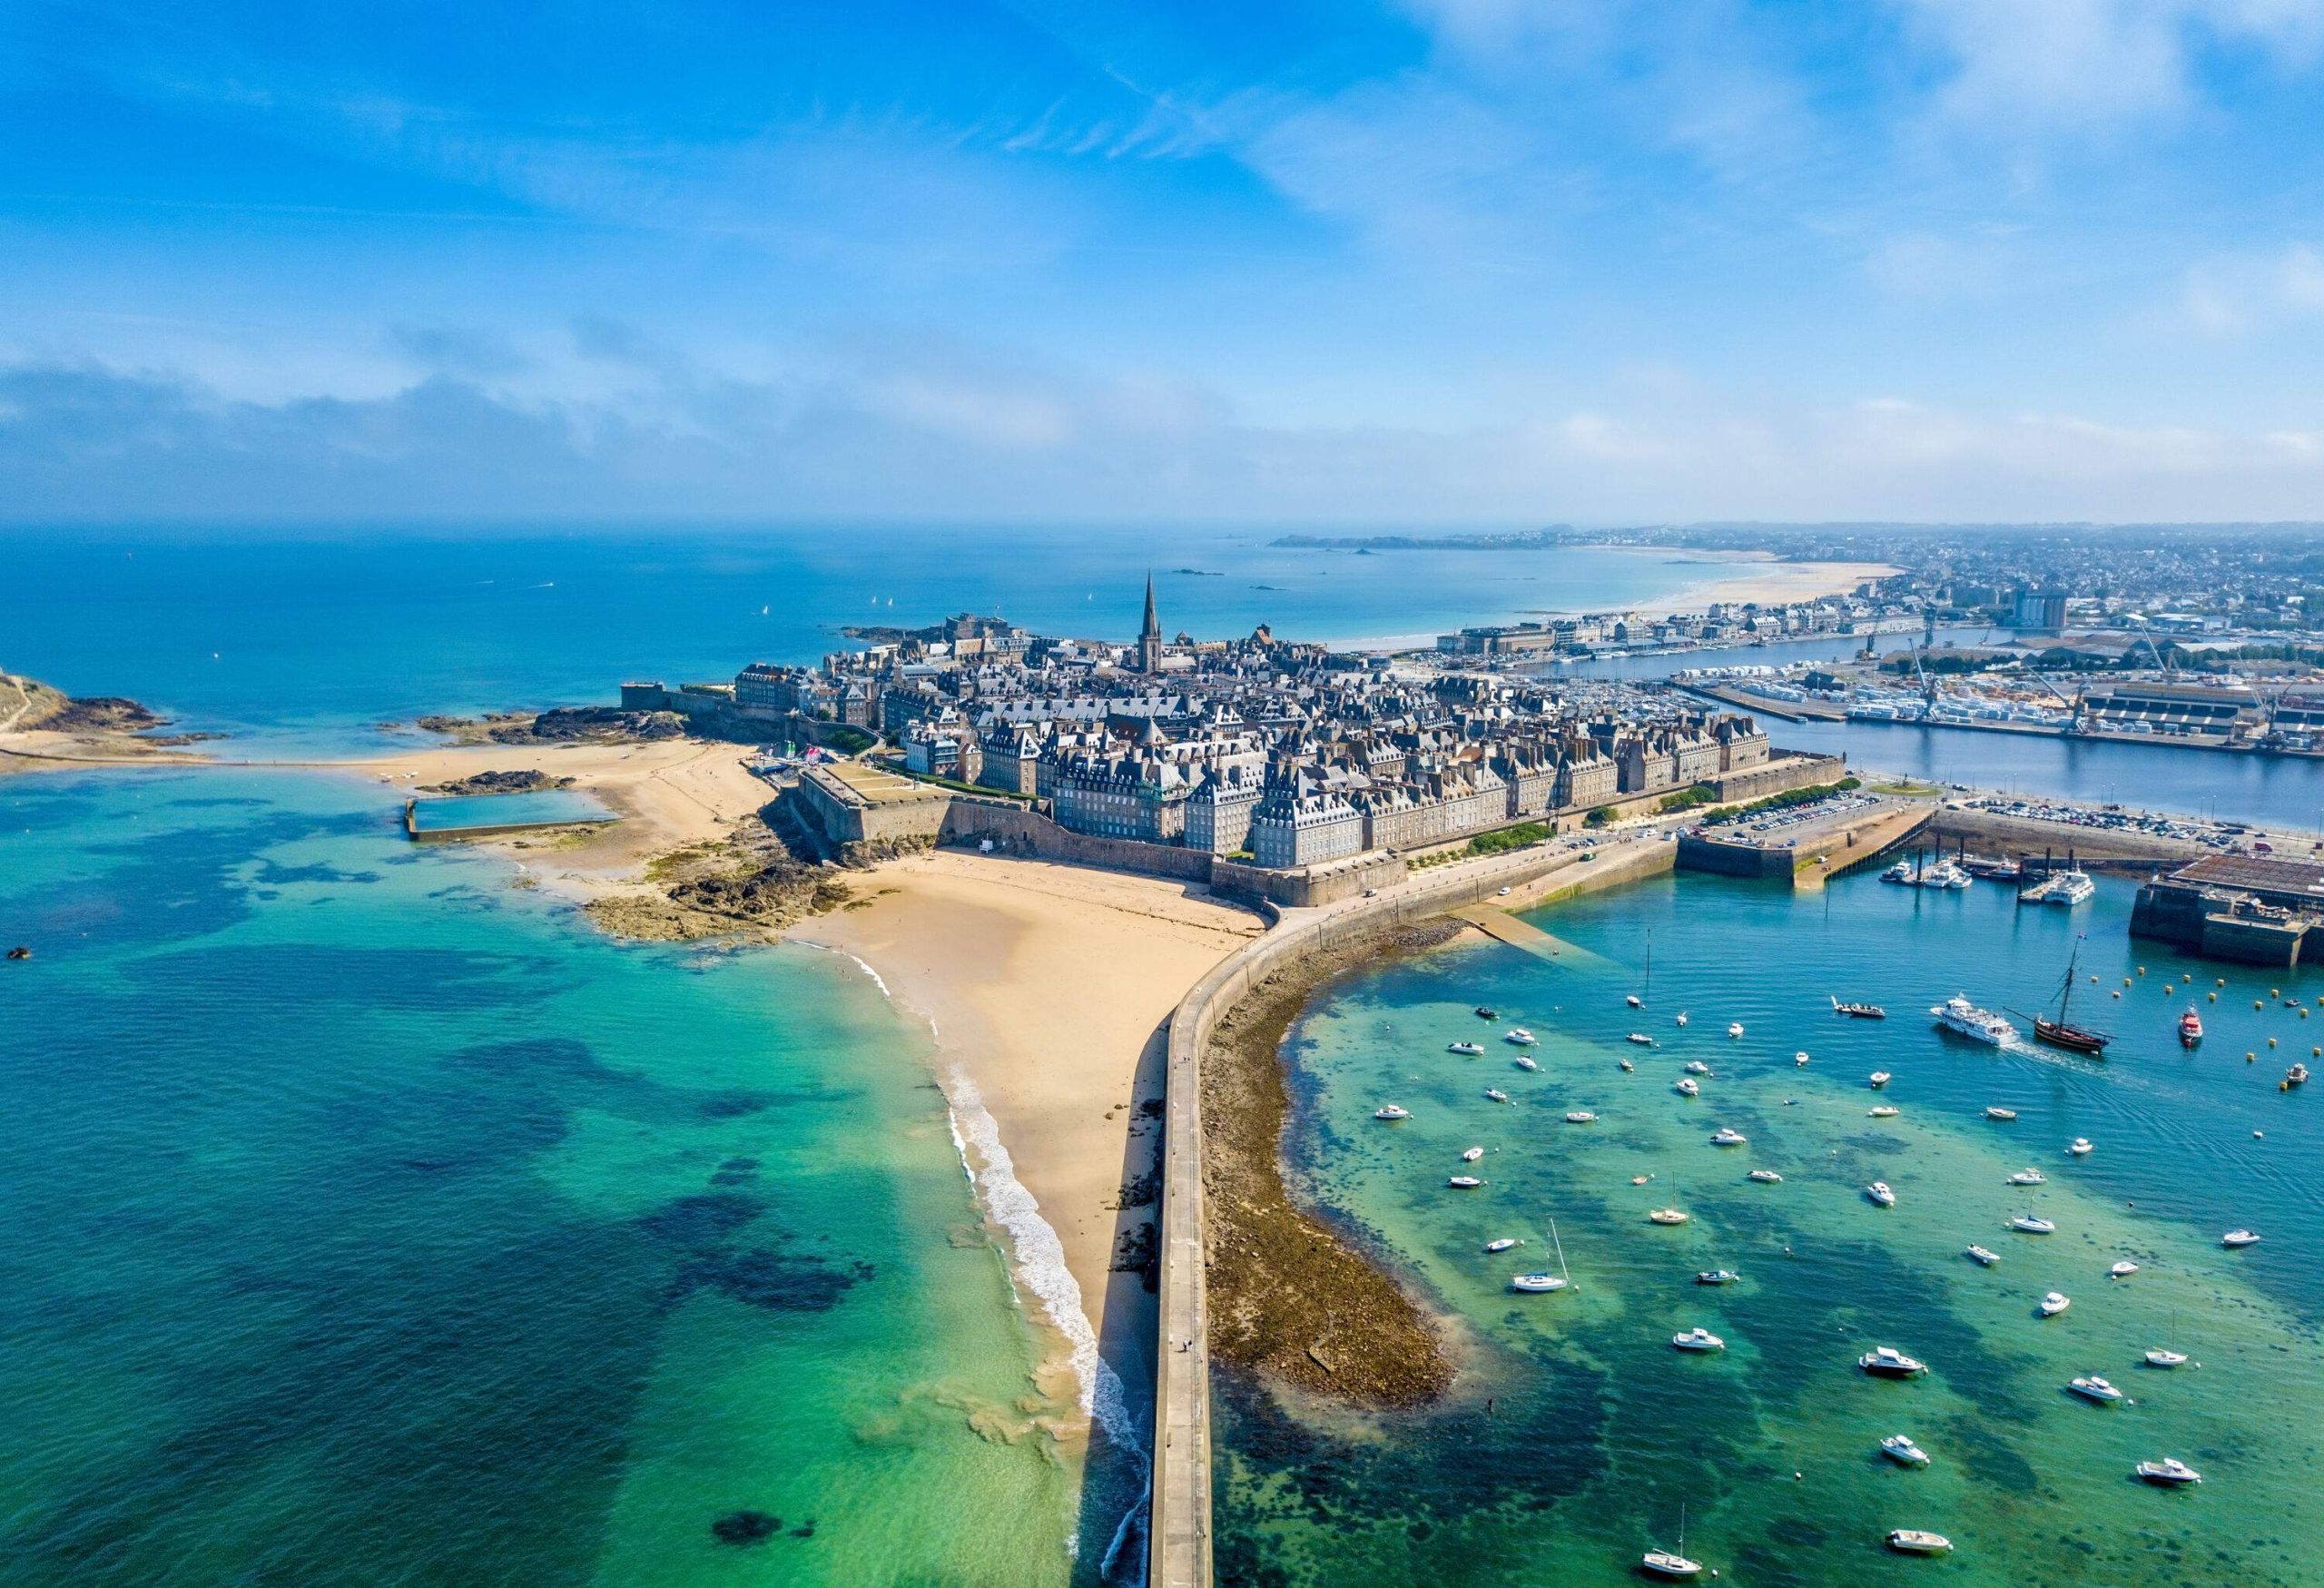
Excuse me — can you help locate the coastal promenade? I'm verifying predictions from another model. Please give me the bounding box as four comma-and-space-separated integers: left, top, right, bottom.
1149, 833, 1676, 1588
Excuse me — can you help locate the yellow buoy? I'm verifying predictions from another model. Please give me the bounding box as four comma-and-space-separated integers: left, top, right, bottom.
2247, 1051, 2257, 1061
2271, 987, 2281, 998
2127, 978, 2136, 988
2165, 985, 2175, 997
2112, 991, 2122, 999
2269, 1038, 2278, 1049
2256, 1000, 2265, 1010
2218, 977, 2227, 986
2139, 967, 2147, 976
2209, 992, 2218, 1002
2089, 974, 2100, 984
2183, 972, 2192, 981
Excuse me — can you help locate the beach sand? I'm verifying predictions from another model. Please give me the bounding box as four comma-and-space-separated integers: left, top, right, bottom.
1654, 552, 1900, 612
790, 852, 1261, 1439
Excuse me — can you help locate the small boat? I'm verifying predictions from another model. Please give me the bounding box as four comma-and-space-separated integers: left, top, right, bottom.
4, 945, 29, 961
1628, 994, 1644, 1008
1483, 1088, 1512, 1104
2040, 1291, 2071, 1317
1648, 1208, 1689, 1225
2069, 1375, 2125, 1403
1747, 1169, 1783, 1183
1503, 1028, 1537, 1046
1868, 1105, 1900, 1119
2067, 1138, 2093, 1156
1628, 1032, 1656, 1046
1448, 1041, 1484, 1056
1474, 1006, 1498, 1020
1683, 1060, 1714, 1076
1672, 1327, 1725, 1352
1619, 1058, 1636, 1072
1880, 1434, 1930, 1466
1675, 1011, 1689, 1027
2288, 1062, 2310, 1087
1483, 1238, 1521, 1253
2011, 1215, 2056, 1234
1512, 1218, 1573, 1293
1859, 1346, 1927, 1377
1448, 1175, 1483, 1189
1565, 1110, 1598, 1123
1640, 1503, 1703, 1580
1886, 1530, 1952, 1556
1631, 1175, 1650, 1185
1696, 1268, 1740, 1286
2144, 1336, 2190, 1367
1374, 1105, 1412, 1121
1513, 1055, 1539, 1070
2180, 1009, 2203, 1047
1674, 1078, 1700, 1098
1866, 1181, 1896, 1207
1831, 996, 1887, 1019
1984, 1106, 2018, 1121
2222, 1228, 2261, 1248
1727, 1021, 1745, 1039
2007, 1169, 2046, 1186
1461, 1146, 1485, 1162
1965, 1245, 2000, 1266
2109, 1260, 2139, 1278
1869, 1070, 1892, 1088
1882, 860, 1915, 883
1709, 1127, 1747, 1147
2137, 1457, 2202, 1485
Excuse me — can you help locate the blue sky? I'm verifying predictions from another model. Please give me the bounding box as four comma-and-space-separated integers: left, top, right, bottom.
5, 0, 2324, 524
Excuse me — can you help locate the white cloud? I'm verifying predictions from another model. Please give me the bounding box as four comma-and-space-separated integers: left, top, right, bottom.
2177, 242, 2324, 332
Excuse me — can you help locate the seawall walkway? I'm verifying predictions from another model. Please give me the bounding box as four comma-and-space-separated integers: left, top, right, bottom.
1147, 833, 1676, 1588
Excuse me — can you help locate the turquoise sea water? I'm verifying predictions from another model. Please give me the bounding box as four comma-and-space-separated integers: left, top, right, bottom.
0, 770, 1078, 1585
1216, 870, 2324, 1586
407, 788, 613, 830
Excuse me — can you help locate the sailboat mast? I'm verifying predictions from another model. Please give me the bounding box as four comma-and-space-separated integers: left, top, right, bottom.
2057, 935, 2082, 1021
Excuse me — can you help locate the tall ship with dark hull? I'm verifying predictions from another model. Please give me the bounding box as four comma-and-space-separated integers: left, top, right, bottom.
2022, 937, 2111, 1056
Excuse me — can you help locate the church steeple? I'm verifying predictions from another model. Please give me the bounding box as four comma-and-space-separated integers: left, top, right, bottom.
1138, 571, 1163, 674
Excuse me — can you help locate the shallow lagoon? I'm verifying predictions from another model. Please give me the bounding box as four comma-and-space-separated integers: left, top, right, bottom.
1216, 869, 2323, 1587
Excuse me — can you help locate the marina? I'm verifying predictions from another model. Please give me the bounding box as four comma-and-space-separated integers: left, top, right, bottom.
1214, 861, 2324, 1587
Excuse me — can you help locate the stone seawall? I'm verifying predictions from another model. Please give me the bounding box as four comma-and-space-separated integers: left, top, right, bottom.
1147, 835, 1676, 1588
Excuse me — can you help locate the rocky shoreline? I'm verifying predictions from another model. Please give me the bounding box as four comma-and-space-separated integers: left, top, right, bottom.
1201, 917, 1466, 1407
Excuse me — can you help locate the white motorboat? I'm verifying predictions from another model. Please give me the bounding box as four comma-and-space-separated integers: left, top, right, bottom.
1965, 1245, 2000, 1266
1565, 1110, 1598, 1123
1868, 1070, 1892, 1088
1628, 1032, 1656, 1046
1794, 1050, 1811, 1066
1859, 1346, 1928, 1377
2011, 1215, 2057, 1234
2040, 1291, 2071, 1317
1620, 1057, 1636, 1072
1882, 860, 1915, 883
1448, 1175, 1483, 1189
2069, 1375, 2125, 1402
1929, 994, 2015, 1046
1866, 1181, 1896, 1207
1674, 1078, 1700, 1098
1448, 1041, 1484, 1056
1727, 1021, 1745, 1038
1684, 1060, 1714, 1076
1672, 1327, 1725, 1352
1374, 1105, 1411, 1120
1709, 1127, 1748, 1146
1675, 1011, 1689, 1027
1504, 1028, 1538, 1046
1886, 1530, 1953, 1555
1868, 1105, 1900, 1119
1513, 1054, 1539, 1070
2137, 1457, 2202, 1485
1628, 994, 1643, 1008
1484, 1088, 1511, 1103
1649, 1208, 1690, 1225
1696, 1268, 1740, 1286
1880, 1434, 1931, 1466
1461, 1146, 1485, 1162
1747, 1169, 1784, 1183
1985, 1106, 2018, 1121
2222, 1228, 2261, 1248
2109, 1260, 2139, 1278
1483, 1238, 1521, 1253
2067, 1138, 2093, 1156
2007, 1169, 2047, 1186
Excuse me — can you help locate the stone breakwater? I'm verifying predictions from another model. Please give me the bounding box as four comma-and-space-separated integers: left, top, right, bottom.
1148, 834, 1677, 1588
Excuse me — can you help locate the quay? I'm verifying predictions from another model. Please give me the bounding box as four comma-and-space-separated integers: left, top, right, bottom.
2131, 853, 2324, 967
1676, 794, 1927, 889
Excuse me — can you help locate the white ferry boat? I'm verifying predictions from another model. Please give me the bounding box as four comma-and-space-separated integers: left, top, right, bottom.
2043, 870, 2096, 906
1930, 994, 2015, 1045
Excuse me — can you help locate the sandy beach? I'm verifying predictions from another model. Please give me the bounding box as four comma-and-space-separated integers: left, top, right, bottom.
789, 851, 1261, 1437
1648, 550, 1900, 613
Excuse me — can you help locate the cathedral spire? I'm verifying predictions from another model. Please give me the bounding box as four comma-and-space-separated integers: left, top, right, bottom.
1139, 571, 1163, 673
